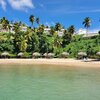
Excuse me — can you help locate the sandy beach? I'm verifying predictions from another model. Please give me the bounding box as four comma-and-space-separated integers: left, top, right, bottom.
0, 58, 100, 67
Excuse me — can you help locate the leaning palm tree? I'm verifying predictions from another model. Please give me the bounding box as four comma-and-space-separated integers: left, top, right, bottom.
29, 15, 35, 28
82, 17, 91, 37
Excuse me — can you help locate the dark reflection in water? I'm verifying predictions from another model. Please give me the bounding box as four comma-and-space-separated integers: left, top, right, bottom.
0, 65, 100, 100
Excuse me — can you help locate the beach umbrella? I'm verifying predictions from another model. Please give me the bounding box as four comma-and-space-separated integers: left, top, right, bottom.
32, 52, 41, 58
17, 52, 24, 58
43, 53, 48, 58
96, 52, 100, 56
61, 52, 69, 58
77, 52, 87, 59
1, 51, 10, 58
47, 53, 55, 58
78, 52, 87, 56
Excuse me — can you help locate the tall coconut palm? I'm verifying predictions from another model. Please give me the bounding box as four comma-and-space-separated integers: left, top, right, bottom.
29, 15, 35, 28
82, 17, 91, 57
83, 17, 91, 37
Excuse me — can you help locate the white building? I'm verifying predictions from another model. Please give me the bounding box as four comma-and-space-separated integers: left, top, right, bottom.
0, 24, 27, 33
76, 28, 98, 37
44, 27, 50, 35
77, 28, 87, 35
57, 29, 65, 36
44, 27, 65, 36
20, 26, 27, 32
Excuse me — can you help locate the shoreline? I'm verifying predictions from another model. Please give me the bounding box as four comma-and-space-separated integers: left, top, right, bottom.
0, 58, 100, 68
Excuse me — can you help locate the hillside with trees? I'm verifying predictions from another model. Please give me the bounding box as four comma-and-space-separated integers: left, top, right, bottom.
0, 16, 100, 58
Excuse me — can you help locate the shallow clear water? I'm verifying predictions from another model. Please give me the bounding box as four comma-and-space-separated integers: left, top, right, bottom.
0, 65, 100, 100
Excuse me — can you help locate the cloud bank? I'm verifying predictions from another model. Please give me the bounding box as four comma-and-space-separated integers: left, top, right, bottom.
0, 0, 34, 11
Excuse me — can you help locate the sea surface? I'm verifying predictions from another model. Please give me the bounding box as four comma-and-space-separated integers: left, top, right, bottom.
0, 65, 100, 100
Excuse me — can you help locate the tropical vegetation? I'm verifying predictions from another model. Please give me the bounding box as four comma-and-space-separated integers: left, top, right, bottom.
0, 16, 100, 59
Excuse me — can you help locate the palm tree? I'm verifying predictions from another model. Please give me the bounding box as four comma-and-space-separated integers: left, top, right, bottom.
82, 17, 91, 58
29, 15, 35, 28
8, 24, 12, 33
83, 17, 91, 37
50, 26, 56, 36
20, 39, 28, 52
62, 30, 71, 47
0, 17, 9, 31
54, 35, 62, 55
54, 35, 62, 48
37, 24, 45, 34
36, 17, 40, 25
25, 27, 33, 41
68, 25, 75, 35
55, 23, 62, 31
13, 22, 21, 33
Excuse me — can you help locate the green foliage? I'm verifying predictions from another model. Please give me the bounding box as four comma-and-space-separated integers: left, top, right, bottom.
23, 52, 32, 58
0, 16, 99, 59
0, 33, 14, 52
64, 35, 100, 58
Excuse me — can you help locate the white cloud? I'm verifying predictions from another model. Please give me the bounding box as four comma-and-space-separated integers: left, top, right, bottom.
8, 0, 34, 11
0, 0, 6, 11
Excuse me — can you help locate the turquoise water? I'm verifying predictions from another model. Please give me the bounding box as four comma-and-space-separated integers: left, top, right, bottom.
0, 65, 100, 100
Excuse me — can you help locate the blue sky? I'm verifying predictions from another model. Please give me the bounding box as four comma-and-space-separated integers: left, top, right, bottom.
0, 0, 100, 32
